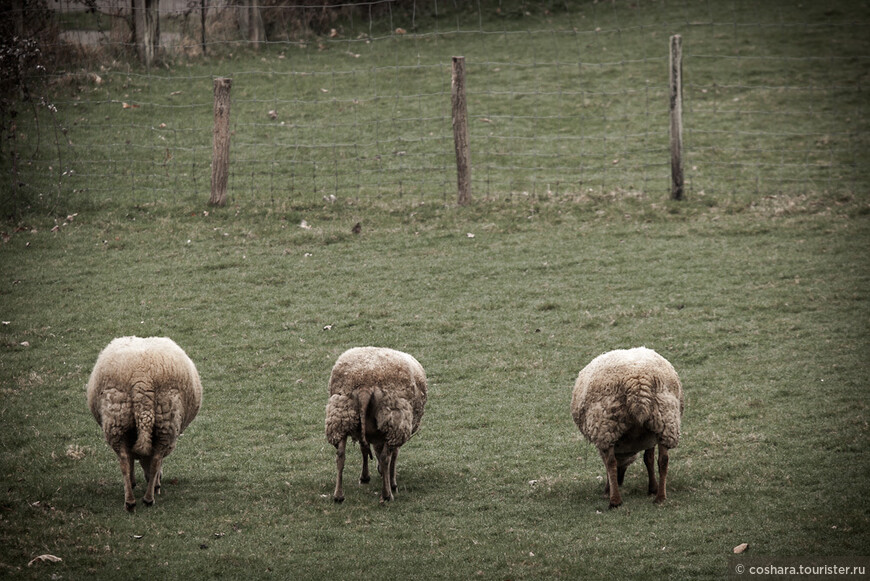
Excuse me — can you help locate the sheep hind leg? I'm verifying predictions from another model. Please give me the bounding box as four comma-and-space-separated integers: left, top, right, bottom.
359, 442, 372, 484
599, 447, 622, 509
128, 449, 137, 489
117, 446, 136, 512
333, 438, 346, 503
644, 448, 658, 496
654, 445, 669, 504
377, 445, 395, 503
389, 449, 398, 492
142, 454, 164, 507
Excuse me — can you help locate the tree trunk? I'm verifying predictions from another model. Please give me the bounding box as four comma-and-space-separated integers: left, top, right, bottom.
249, 0, 263, 49
142, 0, 160, 67
200, 0, 207, 55
12, 0, 24, 37
131, 0, 143, 57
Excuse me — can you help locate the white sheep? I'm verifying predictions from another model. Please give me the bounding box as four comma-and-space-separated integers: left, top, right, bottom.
86, 336, 202, 511
570, 347, 683, 508
325, 347, 427, 503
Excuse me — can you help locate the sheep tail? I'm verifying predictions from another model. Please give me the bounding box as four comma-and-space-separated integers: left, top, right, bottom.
132, 377, 155, 456
625, 376, 656, 426
357, 386, 373, 449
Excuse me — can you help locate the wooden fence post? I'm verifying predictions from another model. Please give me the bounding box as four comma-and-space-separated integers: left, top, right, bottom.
209, 77, 232, 207
669, 34, 684, 201
452, 56, 472, 206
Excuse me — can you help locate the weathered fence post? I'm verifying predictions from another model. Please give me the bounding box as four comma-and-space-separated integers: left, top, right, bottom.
452, 56, 472, 206
209, 77, 232, 207
669, 35, 684, 201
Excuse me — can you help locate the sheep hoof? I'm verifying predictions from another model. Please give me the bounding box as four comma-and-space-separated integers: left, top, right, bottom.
608, 501, 622, 510
359, 475, 371, 484
143, 498, 154, 507
333, 495, 344, 504
125, 502, 136, 512
653, 496, 666, 505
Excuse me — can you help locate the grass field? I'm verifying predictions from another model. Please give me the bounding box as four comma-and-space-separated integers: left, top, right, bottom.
2, 1, 870, 579
5, 0, 869, 217
1, 197, 868, 579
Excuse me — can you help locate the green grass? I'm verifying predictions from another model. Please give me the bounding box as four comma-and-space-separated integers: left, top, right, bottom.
0, 196, 868, 579
1, 0, 869, 579
5, 0, 868, 218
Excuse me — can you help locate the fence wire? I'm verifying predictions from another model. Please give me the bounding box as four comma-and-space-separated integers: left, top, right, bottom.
6, 0, 869, 212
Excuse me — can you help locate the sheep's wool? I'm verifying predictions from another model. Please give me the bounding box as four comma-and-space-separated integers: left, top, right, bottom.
87, 336, 202, 458
325, 347, 427, 448
571, 347, 683, 452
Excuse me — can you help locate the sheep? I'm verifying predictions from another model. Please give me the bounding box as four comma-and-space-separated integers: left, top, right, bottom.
325, 347, 427, 503
86, 336, 202, 511
570, 347, 683, 508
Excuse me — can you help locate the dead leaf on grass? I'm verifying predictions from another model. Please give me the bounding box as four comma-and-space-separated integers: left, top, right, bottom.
733, 543, 749, 554
27, 554, 62, 566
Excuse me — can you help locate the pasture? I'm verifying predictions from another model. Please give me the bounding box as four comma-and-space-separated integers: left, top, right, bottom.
1, 1, 869, 579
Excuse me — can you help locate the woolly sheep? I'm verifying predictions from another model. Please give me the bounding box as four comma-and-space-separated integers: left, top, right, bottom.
87, 336, 202, 511
325, 347, 427, 503
571, 347, 684, 508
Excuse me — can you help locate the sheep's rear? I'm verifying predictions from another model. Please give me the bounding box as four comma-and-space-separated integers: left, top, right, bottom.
325, 347, 427, 503
87, 336, 202, 511
571, 347, 683, 508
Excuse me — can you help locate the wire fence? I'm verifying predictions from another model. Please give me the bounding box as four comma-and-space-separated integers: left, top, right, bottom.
6, 0, 870, 213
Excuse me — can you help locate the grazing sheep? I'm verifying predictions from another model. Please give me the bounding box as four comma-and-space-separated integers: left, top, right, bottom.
325, 347, 427, 503
571, 347, 683, 508
87, 336, 202, 511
